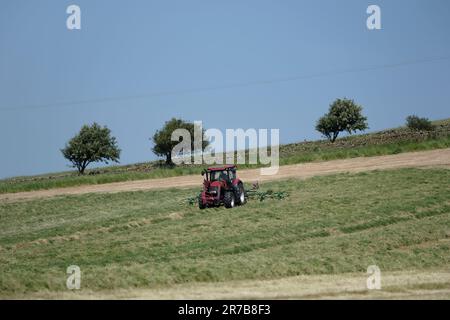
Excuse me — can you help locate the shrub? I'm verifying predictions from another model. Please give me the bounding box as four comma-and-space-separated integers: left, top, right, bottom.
406, 115, 434, 131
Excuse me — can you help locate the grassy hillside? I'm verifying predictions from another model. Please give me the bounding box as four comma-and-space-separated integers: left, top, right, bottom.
1, 118, 449, 194
0, 168, 449, 296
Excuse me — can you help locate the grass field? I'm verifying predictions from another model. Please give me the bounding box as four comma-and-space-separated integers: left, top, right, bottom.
1, 119, 449, 194
1, 168, 449, 298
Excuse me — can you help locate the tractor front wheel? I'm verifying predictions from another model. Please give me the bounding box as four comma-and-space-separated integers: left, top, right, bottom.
223, 191, 235, 209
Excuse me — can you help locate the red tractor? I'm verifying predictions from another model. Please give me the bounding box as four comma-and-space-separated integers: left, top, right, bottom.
198, 165, 246, 209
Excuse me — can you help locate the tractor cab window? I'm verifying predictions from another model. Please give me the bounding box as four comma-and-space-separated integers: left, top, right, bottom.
209, 169, 234, 182
210, 171, 225, 182
209, 171, 217, 181
218, 171, 229, 182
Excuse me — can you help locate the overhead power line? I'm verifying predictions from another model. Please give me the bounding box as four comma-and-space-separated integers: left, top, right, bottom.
1, 55, 450, 112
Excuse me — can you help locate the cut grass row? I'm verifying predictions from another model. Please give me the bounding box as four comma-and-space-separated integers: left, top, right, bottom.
0, 168, 449, 295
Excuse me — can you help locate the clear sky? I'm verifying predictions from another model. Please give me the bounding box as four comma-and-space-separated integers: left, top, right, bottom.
1, 0, 449, 178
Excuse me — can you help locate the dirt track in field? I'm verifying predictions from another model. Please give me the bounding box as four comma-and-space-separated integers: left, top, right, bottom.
1, 148, 450, 203
6, 269, 450, 300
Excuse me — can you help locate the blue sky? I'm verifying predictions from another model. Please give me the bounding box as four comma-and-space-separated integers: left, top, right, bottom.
0, 0, 449, 178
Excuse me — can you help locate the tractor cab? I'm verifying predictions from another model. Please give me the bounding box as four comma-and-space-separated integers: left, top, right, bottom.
199, 165, 245, 209
202, 165, 236, 186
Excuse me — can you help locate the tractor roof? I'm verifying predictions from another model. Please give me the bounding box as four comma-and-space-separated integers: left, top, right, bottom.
207, 165, 236, 171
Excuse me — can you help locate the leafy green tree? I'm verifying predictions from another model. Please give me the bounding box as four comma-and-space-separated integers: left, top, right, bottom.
316, 98, 368, 142
152, 118, 209, 165
61, 123, 121, 174
406, 115, 434, 131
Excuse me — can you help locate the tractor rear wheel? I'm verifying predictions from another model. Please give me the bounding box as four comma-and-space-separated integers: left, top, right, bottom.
223, 191, 235, 208
198, 194, 206, 210
236, 184, 246, 205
